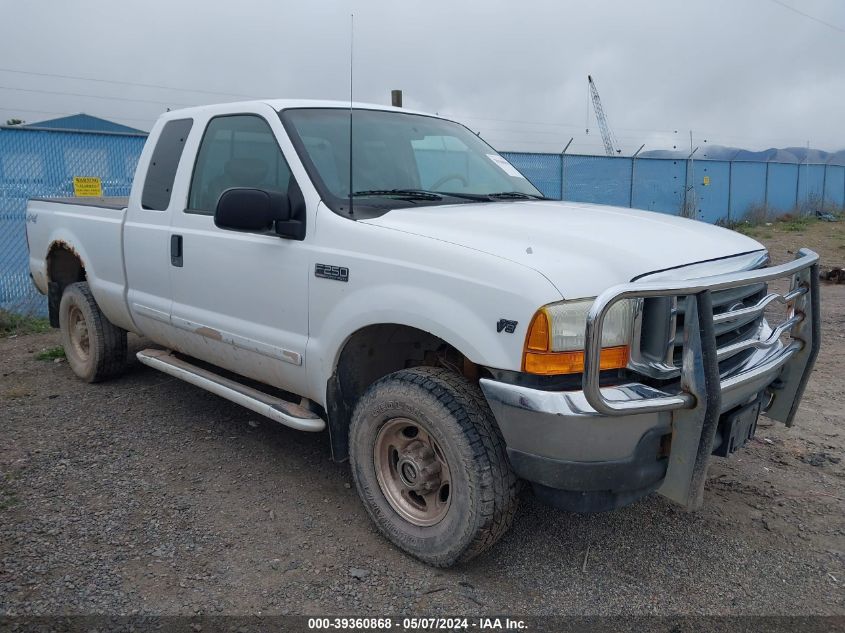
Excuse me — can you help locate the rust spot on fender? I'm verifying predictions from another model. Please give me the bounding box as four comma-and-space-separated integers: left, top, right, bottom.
195, 326, 223, 341
47, 240, 85, 285
48, 240, 82, 262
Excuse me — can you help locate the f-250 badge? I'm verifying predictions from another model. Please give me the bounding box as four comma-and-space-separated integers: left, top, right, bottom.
496, 319, 518, 334
315, 263, 349, 282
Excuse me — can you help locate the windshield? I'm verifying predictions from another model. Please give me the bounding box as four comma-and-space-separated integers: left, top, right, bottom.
279, 108, 543, 216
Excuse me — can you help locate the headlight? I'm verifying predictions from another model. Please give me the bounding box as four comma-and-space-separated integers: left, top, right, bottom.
523, 298, 637, 375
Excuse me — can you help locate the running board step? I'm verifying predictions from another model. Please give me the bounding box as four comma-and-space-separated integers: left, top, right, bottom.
136, 349, 325, 432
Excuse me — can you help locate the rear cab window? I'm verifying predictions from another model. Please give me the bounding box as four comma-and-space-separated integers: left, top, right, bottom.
141, 118, 193, 211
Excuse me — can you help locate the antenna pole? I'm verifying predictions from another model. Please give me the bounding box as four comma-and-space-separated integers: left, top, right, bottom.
348, 13, 354, 216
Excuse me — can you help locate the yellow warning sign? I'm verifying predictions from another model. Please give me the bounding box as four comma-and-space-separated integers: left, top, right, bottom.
73, 176, 103, 197
702, 175, 711, 186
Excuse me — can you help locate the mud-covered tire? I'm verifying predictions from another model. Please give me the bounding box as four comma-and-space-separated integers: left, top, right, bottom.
58, 282, 127, 383
349, 367, 518, 567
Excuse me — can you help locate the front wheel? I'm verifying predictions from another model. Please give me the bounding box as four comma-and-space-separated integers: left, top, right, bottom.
349, 367, 518, 566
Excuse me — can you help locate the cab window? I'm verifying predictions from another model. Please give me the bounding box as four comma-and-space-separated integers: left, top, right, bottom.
142, 118, 193, 210
188, 115, 291, 215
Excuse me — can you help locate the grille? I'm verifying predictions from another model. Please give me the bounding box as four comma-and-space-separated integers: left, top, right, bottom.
673, 282, 768, 376
634, 254, 783, 381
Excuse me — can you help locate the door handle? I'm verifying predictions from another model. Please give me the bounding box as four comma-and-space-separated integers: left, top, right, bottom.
170, 234, 183, 267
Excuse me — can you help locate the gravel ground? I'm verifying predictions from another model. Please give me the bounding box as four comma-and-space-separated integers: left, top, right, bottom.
1, 222, 843, 616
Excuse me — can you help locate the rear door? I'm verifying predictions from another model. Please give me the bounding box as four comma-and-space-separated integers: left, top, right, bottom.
167, 111, 311, 394
124, 117, 193, 348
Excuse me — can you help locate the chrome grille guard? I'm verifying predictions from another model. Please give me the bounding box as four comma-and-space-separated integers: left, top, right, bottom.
582, 248, 820, 509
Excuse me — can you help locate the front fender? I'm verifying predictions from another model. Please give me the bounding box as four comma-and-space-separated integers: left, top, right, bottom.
305, 278, 557, 406
320, 283, 506, 369
303, 206, 563, 406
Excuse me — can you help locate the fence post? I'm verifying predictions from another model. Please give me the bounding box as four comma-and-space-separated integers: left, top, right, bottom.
822, 163, 827, 208
764, 162, 769, 210
727, 160, 733, 221
630, 144, 644, 208
559, 154, 564, 201
560, 137, 573, 201
684, 147, 699, 218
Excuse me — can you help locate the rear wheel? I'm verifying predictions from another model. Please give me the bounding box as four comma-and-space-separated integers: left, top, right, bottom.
59, 282, 127, 383
349, 367, 518, 566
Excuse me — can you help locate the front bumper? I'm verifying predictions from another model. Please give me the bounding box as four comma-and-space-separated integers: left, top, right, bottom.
481, 249, 820, 512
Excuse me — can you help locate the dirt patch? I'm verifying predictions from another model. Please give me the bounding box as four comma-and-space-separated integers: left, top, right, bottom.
0, 221, 843, 616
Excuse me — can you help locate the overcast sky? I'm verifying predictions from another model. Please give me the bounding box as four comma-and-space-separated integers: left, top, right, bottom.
1, 0, 844, 154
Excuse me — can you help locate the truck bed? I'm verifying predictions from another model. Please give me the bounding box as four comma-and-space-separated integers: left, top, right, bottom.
26, 196, 133, 332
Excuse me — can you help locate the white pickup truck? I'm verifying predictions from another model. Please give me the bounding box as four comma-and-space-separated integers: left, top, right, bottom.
25, 100, 819, 566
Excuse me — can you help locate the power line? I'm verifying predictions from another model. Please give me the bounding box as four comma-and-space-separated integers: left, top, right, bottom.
765, 0, 845, 33
444, 111, 686, 136
0, 84, 194, 108
442, 112, 583, 129
477, 125, 585, 137
481, 135, 611, 148
0, 66, 259, 99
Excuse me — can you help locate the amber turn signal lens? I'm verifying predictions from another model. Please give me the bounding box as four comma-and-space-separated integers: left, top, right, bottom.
523, 345, 630, 376
525, 310, 550, 351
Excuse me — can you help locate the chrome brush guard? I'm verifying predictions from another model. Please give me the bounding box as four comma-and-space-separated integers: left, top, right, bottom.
582, 248, 820, 509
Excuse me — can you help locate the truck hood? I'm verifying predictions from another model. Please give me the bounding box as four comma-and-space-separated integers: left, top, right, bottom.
361, 200, 765, 298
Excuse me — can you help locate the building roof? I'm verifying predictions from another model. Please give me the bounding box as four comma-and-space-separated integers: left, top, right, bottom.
21, 113, 147, 135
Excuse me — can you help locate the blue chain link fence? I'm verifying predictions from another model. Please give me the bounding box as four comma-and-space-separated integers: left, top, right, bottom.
2, 126, 844, 316
502, 152, 845, 221
0, 127, 146, 316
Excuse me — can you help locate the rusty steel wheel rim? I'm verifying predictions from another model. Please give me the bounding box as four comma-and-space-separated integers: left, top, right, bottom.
67, 305, 90, 362
373, 417, 452, 526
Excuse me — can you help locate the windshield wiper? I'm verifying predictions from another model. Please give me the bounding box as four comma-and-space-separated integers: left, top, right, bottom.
352, 189, 442, 200
485, 191, 546, 200
438, 192, 493, 201
350, 189, 545, 203
352, 189, 504, 202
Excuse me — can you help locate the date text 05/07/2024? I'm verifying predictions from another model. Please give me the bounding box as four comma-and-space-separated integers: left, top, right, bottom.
307, 617, 528, 630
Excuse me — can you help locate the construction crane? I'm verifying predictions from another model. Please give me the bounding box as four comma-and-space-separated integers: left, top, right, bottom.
587, 75, 620, 156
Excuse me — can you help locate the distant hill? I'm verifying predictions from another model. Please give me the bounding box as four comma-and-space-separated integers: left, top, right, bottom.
640, 145, 845, 165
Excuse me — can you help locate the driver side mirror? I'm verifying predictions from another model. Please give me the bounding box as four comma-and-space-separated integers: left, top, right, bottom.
214, 188, 290, 234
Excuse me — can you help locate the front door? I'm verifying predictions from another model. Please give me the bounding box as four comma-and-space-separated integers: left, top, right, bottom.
168, 113, 309, 394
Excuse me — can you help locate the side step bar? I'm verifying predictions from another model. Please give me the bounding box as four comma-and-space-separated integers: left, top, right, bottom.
136, 349, 325, 433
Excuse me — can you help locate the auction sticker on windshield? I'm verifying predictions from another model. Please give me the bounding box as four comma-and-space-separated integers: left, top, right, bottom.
486, 154, 525, 178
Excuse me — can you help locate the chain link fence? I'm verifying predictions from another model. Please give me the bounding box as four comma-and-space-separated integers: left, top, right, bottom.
503, 152, 845, 222
495, 152, 562, 199
0, 127, 146, 315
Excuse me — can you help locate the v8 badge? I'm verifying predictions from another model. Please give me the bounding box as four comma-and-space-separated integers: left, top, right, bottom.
496, 319, 518, 334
